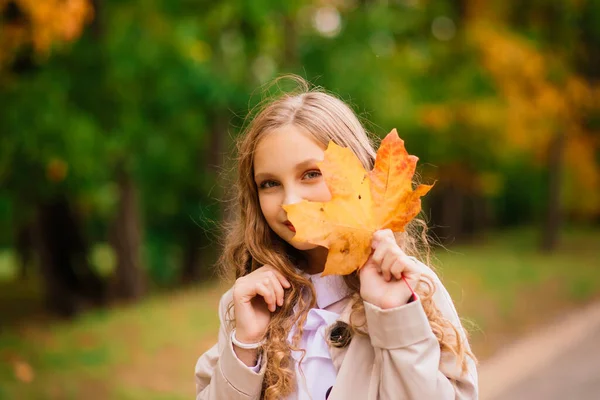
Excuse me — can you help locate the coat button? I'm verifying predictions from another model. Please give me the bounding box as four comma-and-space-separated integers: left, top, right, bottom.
329, 321, 352, 348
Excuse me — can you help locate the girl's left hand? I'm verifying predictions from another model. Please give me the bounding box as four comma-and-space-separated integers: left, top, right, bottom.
359, 229, 421, 309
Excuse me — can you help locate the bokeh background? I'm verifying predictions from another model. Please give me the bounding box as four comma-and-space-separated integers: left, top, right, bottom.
1, 0, 599, 398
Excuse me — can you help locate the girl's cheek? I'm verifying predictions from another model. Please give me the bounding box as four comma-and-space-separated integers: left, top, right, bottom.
314, 181, 332, 202
259, 194, 276, 216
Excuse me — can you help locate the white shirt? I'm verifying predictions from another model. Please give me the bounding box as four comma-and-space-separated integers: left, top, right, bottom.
287, 273, 351, 400
245, 273, 351, 400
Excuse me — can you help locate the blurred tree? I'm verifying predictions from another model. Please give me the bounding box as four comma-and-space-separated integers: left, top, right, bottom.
0, 0, 92, 74
0, 0, 107, 316
465, 0, 600, 251
1, 0, 599, 321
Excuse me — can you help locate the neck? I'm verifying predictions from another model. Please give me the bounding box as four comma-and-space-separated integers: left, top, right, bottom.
300, 246, 328, 275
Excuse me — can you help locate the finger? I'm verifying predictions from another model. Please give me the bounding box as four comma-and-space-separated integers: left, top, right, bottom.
403, 263, 422, 285
370, 236, 379, 250
390, 258, 406, 280
265, 266, 291, 289
261, 277, 278, 311
379, 253, 394, 282
381, 252, 397, 281
373, 229, 394, 243
234, 277, 262, 304
400, 255, 420, 275
371, 242, 388, 266
372, 230, 396, 253
256, 281, 276, 312
268, 273, 285, 307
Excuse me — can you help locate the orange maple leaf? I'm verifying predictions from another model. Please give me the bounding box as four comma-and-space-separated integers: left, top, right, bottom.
282, 129, 433, 276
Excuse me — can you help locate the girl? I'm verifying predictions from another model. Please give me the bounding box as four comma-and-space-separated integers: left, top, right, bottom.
195, 77, 478, 400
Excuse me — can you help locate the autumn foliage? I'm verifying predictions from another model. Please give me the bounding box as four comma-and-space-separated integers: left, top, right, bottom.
0, 0, 93, 70
283, 130, 432, 276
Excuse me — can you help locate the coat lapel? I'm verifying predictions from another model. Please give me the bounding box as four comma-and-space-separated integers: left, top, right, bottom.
328, 334, 376, 400
327, 299, 377, 400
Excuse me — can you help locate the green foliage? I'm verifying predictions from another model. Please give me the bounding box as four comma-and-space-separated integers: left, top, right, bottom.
0, 0, 598, 276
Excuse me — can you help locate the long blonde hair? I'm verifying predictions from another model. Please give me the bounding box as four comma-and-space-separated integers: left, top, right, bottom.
220, 75, 474, 399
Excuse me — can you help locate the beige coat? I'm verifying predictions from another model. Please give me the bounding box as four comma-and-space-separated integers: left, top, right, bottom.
195, 265, 478, 400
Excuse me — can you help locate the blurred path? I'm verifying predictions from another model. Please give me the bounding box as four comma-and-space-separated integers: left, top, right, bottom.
479, 300, 600, 400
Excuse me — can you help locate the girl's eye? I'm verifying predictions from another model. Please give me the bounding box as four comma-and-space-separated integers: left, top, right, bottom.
259, 180, 279, 189
303, 170, 322, 180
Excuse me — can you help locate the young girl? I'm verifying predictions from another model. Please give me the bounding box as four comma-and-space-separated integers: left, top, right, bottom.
194, 77, 478, 400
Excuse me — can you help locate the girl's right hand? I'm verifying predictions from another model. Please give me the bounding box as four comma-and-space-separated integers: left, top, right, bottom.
232, 265, 291, 344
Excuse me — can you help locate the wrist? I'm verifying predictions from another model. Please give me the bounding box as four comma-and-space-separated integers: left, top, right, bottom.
233, 328, 266, 345
232, 345, 261, 367
232, 328, 266, 349
231, 329, 264, 367
375, 292, 416, 310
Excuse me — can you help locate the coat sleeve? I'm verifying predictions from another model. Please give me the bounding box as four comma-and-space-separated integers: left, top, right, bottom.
364, 264, 478, 400
195, 289, 266, 400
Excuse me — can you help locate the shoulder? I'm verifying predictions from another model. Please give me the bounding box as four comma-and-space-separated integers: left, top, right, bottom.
409, 256, 448, 292
219, 286, 235, 309
410, 257, 467, 334
217, 287, 235, 328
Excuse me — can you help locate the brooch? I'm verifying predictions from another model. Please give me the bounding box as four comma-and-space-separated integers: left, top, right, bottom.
328, 321, 352, 348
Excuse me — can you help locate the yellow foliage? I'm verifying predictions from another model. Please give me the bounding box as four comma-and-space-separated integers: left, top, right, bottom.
468, 23, 598, 154
13, 359, 34, 383
418, 100, 504, 135
0, 0, 93, 68
467, 22, 600, 215
418, 105, 453, 131
566, 77, 593, 106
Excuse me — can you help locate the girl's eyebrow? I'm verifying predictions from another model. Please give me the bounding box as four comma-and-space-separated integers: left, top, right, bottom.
254, 158, 321, 182
294, 158, 321, 171
254, 172, 274, 183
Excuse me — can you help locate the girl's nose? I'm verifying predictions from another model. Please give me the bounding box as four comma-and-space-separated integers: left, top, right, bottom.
283, 189, 302, 206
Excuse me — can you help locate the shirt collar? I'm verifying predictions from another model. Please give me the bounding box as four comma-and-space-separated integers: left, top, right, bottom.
304, 272, 352, 309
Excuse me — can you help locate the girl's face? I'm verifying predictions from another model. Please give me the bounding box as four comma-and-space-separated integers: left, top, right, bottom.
253, 124, 332, 250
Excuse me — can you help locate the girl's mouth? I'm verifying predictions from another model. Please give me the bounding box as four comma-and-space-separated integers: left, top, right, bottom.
284, 221, 296, 232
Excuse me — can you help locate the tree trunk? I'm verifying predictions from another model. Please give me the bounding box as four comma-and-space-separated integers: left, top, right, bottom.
34, 196, 105, 317
181, 227, 208, 284
428, 180, 491, 244
207, 112, 227, 174
111, 166, 145, 300
428, 183, 465, 244
89, 0, 103, 37
14, 221, 34, 280
180, 113, 228, 283
541, 131, 565, 252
